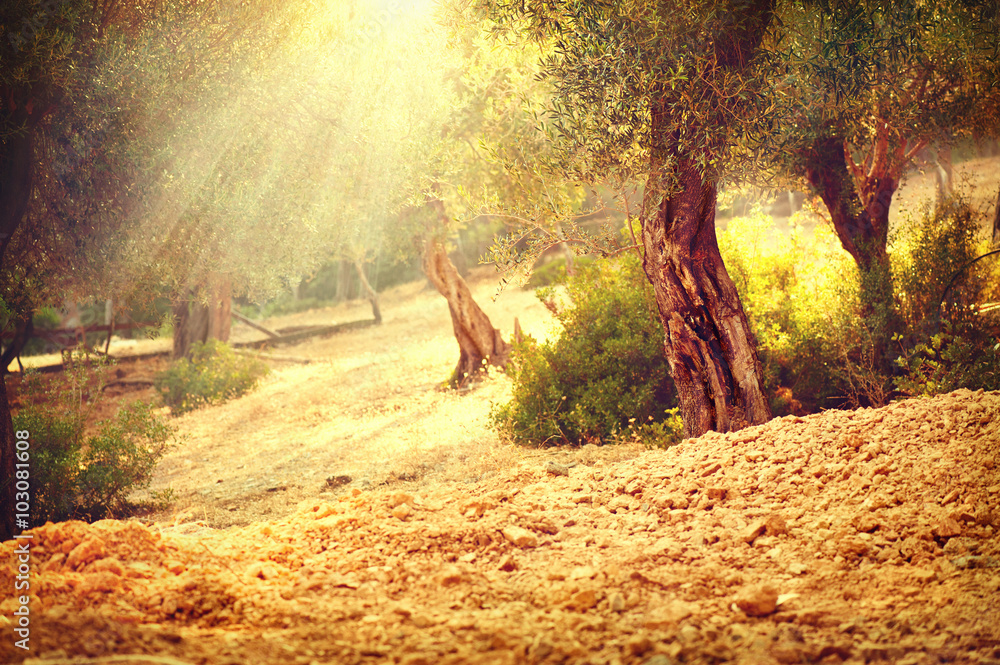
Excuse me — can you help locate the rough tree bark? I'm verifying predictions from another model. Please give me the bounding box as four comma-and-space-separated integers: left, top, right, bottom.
641, 160, 772, 438
802, 135, 896, 276
172, 275, 233, 359
353, 260, 382, 324
422, 220, 510, 387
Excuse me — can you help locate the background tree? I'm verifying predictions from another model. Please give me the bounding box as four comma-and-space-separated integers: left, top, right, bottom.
775, 1, 1000, 332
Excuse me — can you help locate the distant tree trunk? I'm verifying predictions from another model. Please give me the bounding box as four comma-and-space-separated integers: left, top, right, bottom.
422, 222, 510, 387
802, 135, 896, 277
172, 275, 232, 359
641, 159, 772, 439
1, 315, 33, 375
933, 142, 954, 203
800, 133, 910, 366
335, 260, 352, 302
353, 260, 382, 324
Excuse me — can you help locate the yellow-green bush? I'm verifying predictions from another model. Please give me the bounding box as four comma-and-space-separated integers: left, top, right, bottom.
14, 354, 176, 525
154, 340, 269, 414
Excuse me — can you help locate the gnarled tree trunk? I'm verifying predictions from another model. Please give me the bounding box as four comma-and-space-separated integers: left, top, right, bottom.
423, 235, 510, 388
1, 315, 34, 374
172, 274, 232, 359
641, 160, 771, 439
802, 135, 896, 277
800, 132, 909, 369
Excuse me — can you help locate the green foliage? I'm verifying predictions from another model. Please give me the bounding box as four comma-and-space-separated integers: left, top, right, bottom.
894, 197, 999, 330
154, 340, 269, 414
891, 196, 1000, 396
13, 354, 177, 525
894, 322, 1000, 396
718, 197, 1000, 409
12, 408, 82, 526
491, 254, 680, 446
524, 256, 595, 289
75, 402, 177, 518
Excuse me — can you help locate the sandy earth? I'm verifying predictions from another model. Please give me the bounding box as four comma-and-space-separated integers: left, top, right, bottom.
1, 386, 998, 664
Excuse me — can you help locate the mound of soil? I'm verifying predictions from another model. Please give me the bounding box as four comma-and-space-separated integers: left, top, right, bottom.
2, 388, 998, 664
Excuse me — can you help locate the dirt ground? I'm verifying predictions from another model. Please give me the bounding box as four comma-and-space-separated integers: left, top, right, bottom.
1, 160, 999, 664
2, 262, 1000, 664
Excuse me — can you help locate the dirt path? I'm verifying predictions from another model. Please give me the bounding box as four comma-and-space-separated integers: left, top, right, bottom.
142, 269, 571, 529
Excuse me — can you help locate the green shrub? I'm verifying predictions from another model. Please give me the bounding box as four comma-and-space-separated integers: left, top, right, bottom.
12, 408, 82, 525
74, 402, 177, 518
894, 321, 1000, 396
154, 339, 269, 414
491, 254, 681, 446
891, 195, 1000, 395
524, 256, 595, 289
13, 355, 177, 525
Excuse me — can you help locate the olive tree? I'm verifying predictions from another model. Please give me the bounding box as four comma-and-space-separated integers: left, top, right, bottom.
479, 0, 779, 437
776, 1, 1000, 323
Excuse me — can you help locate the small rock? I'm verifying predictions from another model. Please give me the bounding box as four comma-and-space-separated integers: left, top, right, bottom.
546, 461, 574, 476
501, 525, 538, 548
66, 537, 106, 570
390, 492, 413, 508
643, 600, 695, 629
437, 565, 463, 586
609, 592, 626, 612
391, 503, 412, 520
788, 562, 808, 575
707, 487, 728, 500
743, 520, 766, 544
566, 589, 598, 610
765, 514, 789, 536
627, 636, 653, 655
951, 555, 1000, 569
932, 517, 962, 538
940, 488, 960, 505
498, 554, 517, 572
644, 656, 675, 665
735, 584, 779, 617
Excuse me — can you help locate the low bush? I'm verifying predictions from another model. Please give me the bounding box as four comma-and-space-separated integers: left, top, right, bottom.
154, 339, 269, 414
891, 195, 1000, 396
491, 254, 681, 447
13, 352, 177, 525
524, 256, 595, 289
